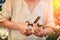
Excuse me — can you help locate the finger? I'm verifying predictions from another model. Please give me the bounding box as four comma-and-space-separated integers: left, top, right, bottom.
34, 24, 41, 32
33, 31, 42, 37
21, 30, 26, 35
33, 31, 44, 37
33, 24, 40, 34
25, 29, 32, 36
36, 25, 41, 32
33, 32, 39, 36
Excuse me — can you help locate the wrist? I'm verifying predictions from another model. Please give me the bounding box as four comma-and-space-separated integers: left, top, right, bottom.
40, 29, 45, 37
43, 29, 46, 36
43, 29, 50, 36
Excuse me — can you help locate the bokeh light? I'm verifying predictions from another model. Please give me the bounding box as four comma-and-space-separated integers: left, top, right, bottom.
53, 0, 60, 25
53, 0, 60, 10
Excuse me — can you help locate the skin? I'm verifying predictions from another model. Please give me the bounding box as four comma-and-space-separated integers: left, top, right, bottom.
32, 24, 55, 37
0, 20, 32, 36
25, 0, 40, 13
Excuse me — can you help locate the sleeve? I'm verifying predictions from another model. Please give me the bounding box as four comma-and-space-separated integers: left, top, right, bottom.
0, 0, 12, 22
45, 0, 55, 28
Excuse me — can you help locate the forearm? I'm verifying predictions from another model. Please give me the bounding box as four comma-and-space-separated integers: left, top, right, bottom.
43, 26, 55, 36
0, 20, 20, 30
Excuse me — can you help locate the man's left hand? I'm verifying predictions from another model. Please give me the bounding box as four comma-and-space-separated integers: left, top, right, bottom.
32, 24, 44, 37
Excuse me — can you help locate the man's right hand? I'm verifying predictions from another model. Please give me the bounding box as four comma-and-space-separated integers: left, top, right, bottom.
18, 22, 32, 36
0, 20, 32, 36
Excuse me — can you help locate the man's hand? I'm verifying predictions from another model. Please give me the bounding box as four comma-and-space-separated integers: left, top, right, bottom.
32, 24, 44, 37
0, 20, 32, 36
32, 24, 55, 37
18, 22, 32, 36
